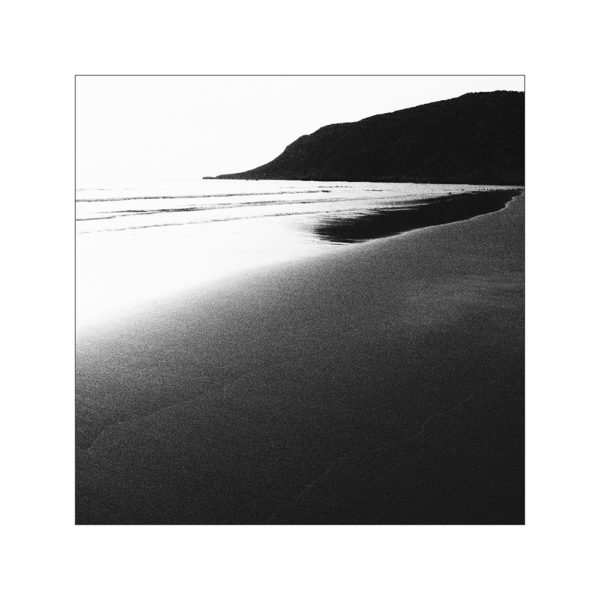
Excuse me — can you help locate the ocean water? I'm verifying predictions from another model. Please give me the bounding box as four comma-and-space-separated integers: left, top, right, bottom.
76, 177, 507, 329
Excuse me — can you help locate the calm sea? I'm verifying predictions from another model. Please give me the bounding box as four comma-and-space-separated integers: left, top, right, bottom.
76, 177, 505, 329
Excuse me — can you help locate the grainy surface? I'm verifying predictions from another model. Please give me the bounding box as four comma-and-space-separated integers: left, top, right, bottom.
76, 194, 524, 524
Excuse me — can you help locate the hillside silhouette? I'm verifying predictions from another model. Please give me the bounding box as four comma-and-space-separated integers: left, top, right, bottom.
214, 91, 524, 185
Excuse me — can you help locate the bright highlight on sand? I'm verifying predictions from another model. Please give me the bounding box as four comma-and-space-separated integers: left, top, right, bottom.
76, 179, 510, 329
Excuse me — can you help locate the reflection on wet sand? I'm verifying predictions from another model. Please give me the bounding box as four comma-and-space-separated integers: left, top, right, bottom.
314, 189, 519, 243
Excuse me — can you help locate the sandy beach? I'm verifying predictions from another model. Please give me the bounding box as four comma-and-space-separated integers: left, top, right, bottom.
76, 192, 524, 524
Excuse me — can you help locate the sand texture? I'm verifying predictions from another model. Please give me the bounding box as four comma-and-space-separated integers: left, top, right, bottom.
76, 194, 524, 524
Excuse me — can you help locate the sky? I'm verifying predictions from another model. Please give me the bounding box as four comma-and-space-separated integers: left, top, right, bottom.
76, 75, 524, 186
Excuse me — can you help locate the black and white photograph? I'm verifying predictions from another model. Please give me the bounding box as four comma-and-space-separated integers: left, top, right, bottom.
76, 75, 525, 525
4, 1, 600, 598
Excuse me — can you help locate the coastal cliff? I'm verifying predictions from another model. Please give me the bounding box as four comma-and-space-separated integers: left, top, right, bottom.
214, 91, 524, 185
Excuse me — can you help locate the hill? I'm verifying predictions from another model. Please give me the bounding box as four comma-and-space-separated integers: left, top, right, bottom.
214, 91, 524, 185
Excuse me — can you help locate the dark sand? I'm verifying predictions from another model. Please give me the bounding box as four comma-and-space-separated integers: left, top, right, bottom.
76, 193, 524, 524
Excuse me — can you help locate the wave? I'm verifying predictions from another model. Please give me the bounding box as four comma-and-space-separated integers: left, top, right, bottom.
75, 189, 331, 203
78, 207, 368, 234
76, 195, 436, 222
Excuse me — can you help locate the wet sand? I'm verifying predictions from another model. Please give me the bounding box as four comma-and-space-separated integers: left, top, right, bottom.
76, 193, 524, 524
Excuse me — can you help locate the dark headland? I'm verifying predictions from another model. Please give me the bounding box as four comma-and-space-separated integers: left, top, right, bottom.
211, 91, 524, 185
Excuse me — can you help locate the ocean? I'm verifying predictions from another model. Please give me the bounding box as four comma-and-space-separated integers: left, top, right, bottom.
76, 177, 509, 329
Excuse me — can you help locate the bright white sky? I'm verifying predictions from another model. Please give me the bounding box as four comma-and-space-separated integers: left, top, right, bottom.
76, 75, 524, 185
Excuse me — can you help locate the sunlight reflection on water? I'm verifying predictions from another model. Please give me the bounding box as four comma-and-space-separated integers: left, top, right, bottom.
76, 178, 507, 329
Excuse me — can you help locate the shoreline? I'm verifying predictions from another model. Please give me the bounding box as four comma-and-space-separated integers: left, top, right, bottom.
76, 187, 521, 333
76, 192, 524, 524
314, 188, 520, 243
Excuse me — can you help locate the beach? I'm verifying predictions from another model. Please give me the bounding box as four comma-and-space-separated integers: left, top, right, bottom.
76, 192, 524, 524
